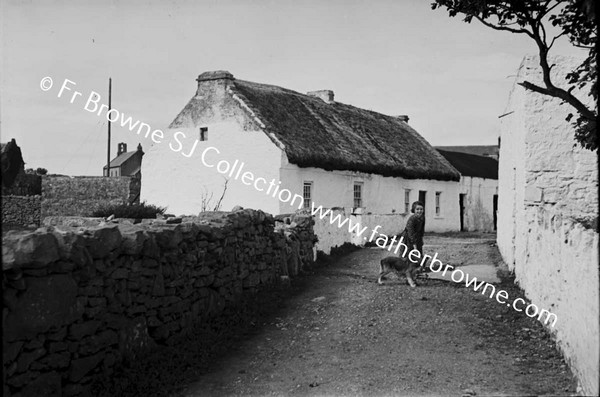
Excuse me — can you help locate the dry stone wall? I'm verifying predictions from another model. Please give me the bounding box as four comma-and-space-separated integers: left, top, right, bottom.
1, 195, 41, 227
41, 176, 141, 219
2, 209, 315, 397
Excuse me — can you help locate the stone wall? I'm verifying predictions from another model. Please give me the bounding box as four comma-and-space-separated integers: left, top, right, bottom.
313, 208, 409, 254
41, 176, 141, 219
498, 55, 599, 395
1, 195, 42, 227
2, 173, 42, 196
2, 209, 315, 397
520, 205, 598, 395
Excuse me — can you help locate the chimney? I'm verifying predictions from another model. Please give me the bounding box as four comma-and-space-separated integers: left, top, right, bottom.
307, 90, 334, 104
396, 115, 409, 123
196, 70, 234, 94
117, 142, 127, 156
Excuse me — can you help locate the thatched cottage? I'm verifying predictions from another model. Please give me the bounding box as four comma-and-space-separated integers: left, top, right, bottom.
142, 71, 462, 232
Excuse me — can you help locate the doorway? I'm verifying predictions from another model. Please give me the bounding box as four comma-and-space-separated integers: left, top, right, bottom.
493, 194, 498, 231
459, 194, 466, 231
418, 190, 426, 212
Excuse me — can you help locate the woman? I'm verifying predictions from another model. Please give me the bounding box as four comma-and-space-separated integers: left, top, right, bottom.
402, 201, 425, 261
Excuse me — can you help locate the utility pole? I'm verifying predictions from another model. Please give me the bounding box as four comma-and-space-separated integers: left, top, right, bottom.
106, 77, 112, 176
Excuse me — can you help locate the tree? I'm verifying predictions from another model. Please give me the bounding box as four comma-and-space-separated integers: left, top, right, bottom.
431, 0, 597, 151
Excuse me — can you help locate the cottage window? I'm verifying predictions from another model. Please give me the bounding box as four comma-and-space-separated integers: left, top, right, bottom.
200, 127, 208, 141
435, 192, 441, 216
303, 182, 312, 209
354, 182, 363, 208
404, 189, 411, 213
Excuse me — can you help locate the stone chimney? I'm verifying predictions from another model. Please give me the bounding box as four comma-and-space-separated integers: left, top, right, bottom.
117, 142, 127, 156
307, 90, 334, 104
396, 115, 409, 123
196, 70, 234, 95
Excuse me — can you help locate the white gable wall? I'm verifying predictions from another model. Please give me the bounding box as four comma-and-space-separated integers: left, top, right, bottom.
498, 55, 599, 396
141, 122, 283, 215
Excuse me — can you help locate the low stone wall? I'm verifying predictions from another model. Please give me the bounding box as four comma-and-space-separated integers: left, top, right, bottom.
517, 206, 599, 395
41, 176, 141, 219
313, 209, 408, 254
1, 195, 41, 227
2, 209, 315, 397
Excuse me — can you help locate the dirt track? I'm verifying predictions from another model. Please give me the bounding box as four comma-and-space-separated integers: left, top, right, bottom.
175, 233, 577, 396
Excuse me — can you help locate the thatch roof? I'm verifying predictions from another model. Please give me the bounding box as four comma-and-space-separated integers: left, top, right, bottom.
172, 73, 460, 181
437, 149, 498, 179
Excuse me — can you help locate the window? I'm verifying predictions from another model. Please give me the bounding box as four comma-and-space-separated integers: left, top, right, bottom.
354, 182, 363, 208
435, 192, 441, 216
200, 127, 208, 141
303, 182, 312, 209
404, 189, 411, 213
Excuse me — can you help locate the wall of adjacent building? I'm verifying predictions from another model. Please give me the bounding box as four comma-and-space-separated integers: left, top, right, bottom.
498, 55, 599, 396
458, 176, 497, 232
280, 162, 461, 233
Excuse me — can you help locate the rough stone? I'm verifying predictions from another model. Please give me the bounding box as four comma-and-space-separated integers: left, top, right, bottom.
84, 225, 122, 258
2, 231, 59, 269
69, 353, 104, 382
4, 274, 79, 341
69, 320, 102, 340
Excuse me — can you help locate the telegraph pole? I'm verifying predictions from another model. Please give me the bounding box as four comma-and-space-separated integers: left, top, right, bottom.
106, 77, 112, 176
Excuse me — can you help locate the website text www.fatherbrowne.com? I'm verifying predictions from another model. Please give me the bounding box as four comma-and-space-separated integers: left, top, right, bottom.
41, 77, 558, 328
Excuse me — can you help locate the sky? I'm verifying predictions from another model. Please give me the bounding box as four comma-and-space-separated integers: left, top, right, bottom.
0, 0, 586, 175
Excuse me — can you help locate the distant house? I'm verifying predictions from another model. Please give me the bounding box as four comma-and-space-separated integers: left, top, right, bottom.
143, 70, 462, 233
436, 144, 499, 160
437, 149, 498, 232
103, 143, 144, 177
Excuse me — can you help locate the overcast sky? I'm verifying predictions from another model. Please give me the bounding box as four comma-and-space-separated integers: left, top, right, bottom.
1, 0, 585, 175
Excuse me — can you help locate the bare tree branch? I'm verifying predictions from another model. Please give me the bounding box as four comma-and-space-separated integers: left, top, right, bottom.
519, 80, 596, 120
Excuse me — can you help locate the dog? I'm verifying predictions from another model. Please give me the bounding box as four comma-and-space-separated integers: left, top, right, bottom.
377, 255, 429, 287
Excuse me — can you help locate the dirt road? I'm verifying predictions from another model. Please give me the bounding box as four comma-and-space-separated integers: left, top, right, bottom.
175, 233, 576, 396
99, 232, 577, 396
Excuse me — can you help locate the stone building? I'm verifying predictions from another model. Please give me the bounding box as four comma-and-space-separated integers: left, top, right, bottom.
103, 142, 144, 177
497, 55, 598, 396
437, 149, 498, 232
142, 70, 463, 235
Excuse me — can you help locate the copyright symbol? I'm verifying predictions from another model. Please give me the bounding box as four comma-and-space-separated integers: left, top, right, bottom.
40, 77, 53, 91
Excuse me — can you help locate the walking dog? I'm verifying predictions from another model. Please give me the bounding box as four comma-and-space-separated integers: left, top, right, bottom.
378, 255, 429, 287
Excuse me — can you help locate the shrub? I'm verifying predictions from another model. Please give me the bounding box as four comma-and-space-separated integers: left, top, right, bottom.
91, 201, 167, 219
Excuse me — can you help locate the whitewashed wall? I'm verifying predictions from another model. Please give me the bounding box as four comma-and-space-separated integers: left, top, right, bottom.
280, 162, 461, 232
141, 121, 282, 216
459, 176, 498, 232
498, 55, 599, 396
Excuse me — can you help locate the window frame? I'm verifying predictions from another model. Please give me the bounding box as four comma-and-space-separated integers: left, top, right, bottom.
353, 182, 363, 209
303, 181, 312, 209
435, 191, 442, 216
200, 127, 208, 141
